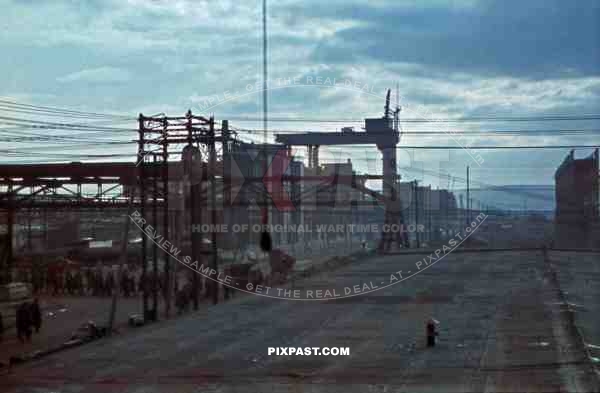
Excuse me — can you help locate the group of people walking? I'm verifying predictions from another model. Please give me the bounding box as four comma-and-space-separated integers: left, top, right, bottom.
31, 269, 151, 298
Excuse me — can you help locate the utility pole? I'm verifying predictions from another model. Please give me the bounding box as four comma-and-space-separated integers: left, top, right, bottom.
152, 154, 158, 319
162, 117, 170, 318
414, 180, 420, 248
138, 114, 148, 321
107, 192, 134, 335
262, 0, 268, 201
446, 181, 451, 239
259, 0, 273, 259
428, 186, 432, 244
209, 117, 218, 304
466, 166, 470, 226
262, 0, 268, 140
186, 110, 200, 311
6, 195, 13, 283
27, 207, 32, 251
43, 208, 48, 250
222, 119, 233, 300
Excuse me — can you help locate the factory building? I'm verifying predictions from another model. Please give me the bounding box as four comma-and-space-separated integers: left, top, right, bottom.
554, 149, 599, 248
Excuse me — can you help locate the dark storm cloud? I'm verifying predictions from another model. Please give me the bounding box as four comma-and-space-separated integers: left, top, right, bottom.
307, 0, 600, 78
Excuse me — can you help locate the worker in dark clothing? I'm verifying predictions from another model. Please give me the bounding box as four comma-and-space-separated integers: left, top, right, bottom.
30, 298, 42, 333
0, 310, 4, 342
426, 318, 438, 347
16, 302, 32, 343
121, 272, 129, 297
106, 273, 114, 296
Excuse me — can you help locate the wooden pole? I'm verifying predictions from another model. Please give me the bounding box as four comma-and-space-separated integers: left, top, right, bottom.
107, 193, 134, 335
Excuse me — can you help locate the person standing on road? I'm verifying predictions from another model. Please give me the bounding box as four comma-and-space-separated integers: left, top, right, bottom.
16, 302, 32, 343
106, 272, 114, 296
426, 318, 438, 347
0, 310, 4, 342
16, 303, 23, 343
95, 271, 103, 296
75, 271, 83, 295
30, 298, 42, 333
121, 272, 129, 297
137, 273, 144, 295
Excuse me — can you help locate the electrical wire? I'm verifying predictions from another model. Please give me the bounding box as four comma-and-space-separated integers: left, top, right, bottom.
222, 114, 600, 123
0, 99, 134, 120
0, 116, 136, 132
299, 144, 600, 150
232, 127, 600, 136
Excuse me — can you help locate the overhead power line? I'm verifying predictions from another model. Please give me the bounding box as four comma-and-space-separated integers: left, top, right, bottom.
0, 141, 133, 151
232, 127, 600, 136
223, 114, 600, 123
0, 115, 136, 132
397, 166, 554, 202
0, 99, 134, 120
333, 145, 600, 150
0, 128, 135, 143
0, 149, 134, 158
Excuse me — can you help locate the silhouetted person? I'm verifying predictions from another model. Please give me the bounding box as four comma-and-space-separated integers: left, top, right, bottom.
74, 271, 83, 295
178, 283, 193, 314
51, 273, 59, 296
128, 276, 135, 296
30, 298, 42, 333
121, 273, 129, 297
106, 273, 114, 296
0, 310, 4, 342
86, 270, 93, 295
137, 274, 143, 294
46, 274, 53, 295
16, 302, 32, 343
94, 272, 103, 296
426, 319, 438, 347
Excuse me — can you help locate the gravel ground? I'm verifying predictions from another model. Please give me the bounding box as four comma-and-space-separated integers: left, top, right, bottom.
548, 250, 600, 380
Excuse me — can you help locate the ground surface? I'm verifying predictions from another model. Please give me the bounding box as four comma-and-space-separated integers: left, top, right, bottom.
0, 251, 341, 367
1, 250, 598, 392
0, 295, 152, 366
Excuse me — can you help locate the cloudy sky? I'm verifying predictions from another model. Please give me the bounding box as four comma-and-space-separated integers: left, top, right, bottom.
1, 0, 599, 196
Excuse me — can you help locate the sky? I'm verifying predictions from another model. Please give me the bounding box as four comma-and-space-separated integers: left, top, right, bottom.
1, 0, 599, 197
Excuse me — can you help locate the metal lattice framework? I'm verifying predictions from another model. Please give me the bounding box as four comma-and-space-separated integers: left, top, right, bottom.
137, 110, 217, 318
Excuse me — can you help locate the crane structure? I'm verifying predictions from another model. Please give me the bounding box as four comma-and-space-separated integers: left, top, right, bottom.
275, 89, 409, 252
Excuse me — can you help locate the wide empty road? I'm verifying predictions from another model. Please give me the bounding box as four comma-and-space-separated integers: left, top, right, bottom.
2, 250, 598, 392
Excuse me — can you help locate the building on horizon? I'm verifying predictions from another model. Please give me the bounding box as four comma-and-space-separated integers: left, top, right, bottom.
554, 149, 599, 248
